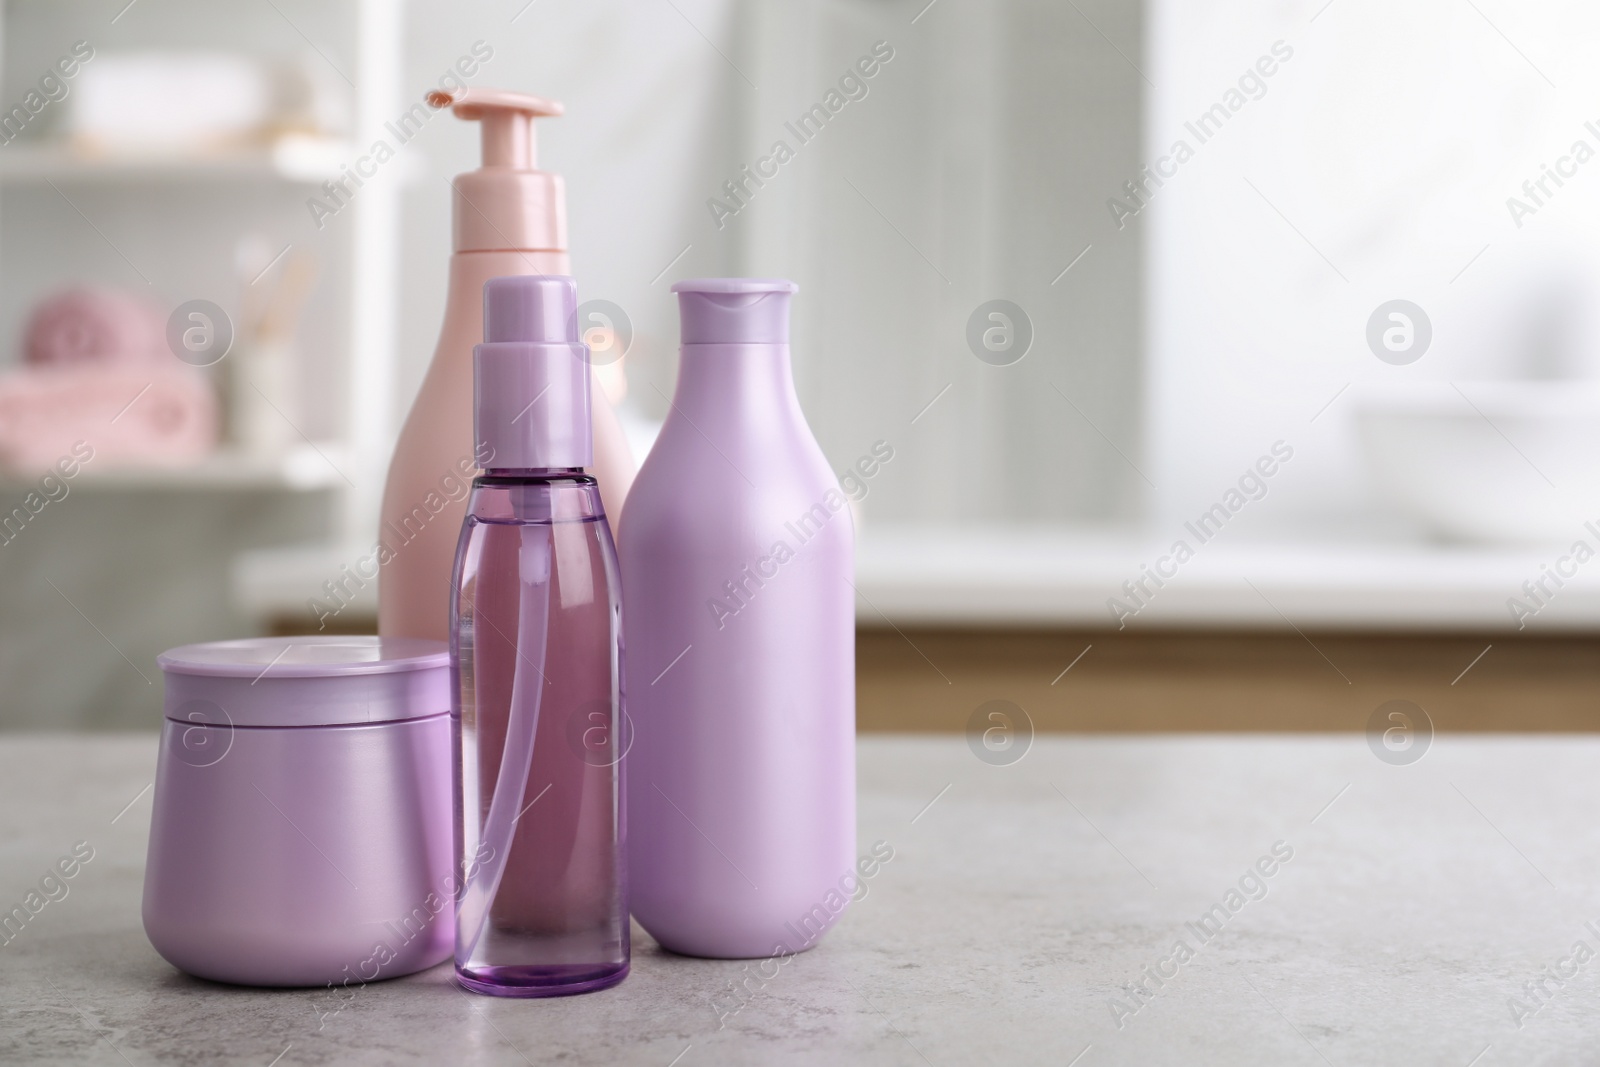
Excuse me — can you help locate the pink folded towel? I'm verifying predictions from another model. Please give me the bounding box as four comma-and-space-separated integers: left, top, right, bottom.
0, 366, 217, 476
23, 286, 166, 369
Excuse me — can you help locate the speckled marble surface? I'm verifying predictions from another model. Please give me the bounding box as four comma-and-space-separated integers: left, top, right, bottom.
2, 733, 1598, 1065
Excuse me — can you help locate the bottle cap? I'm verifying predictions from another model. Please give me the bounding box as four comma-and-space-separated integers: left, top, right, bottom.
474, 275, 591, 470
672, 278, 797, 344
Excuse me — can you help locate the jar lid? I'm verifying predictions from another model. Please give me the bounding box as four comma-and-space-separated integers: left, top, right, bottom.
158, 636, 450, 728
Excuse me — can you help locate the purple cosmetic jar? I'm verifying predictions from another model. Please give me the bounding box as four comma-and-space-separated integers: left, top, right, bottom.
143, 636, 455, 987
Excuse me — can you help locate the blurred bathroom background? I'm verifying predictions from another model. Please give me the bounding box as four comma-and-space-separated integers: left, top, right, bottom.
4, 0, 1598, 731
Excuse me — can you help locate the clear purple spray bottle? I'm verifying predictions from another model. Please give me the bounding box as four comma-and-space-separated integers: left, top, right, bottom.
450, 275, 628, 996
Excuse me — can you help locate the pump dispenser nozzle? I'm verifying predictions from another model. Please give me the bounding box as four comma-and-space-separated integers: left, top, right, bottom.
429, 87, 567, 253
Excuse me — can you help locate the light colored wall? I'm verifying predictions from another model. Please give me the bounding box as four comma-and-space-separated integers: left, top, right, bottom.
396, 0, 1145, 528
719, 0, 1144, 527
1144, 0, 1600, 540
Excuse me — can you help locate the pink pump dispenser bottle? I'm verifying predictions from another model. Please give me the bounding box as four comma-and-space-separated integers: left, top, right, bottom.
380, 88, 636, 642
450, 275, 627, 996
620, 279, 856, 959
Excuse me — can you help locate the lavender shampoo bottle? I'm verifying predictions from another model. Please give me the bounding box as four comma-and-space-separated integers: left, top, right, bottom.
450, 276, 628, 996
620, 279, 855, 959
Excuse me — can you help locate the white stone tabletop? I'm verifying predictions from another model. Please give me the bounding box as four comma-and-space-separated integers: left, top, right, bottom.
0, 732, 1593, 1065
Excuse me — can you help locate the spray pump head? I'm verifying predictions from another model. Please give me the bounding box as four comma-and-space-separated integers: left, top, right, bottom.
474, 275, 591, 472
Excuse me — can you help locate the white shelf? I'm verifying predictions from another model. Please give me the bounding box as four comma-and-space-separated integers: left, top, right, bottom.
229, 524, 1600, 632
0, 444, 349, 492
851, 525, 1600, 633
0, 136, 355, 184
0, 0, 406, 546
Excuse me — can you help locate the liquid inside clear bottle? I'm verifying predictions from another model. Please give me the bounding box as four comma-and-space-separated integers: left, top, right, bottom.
450, 471, 628, 996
